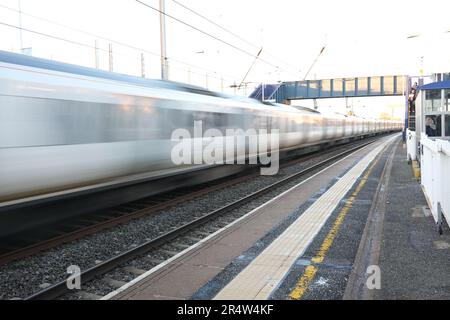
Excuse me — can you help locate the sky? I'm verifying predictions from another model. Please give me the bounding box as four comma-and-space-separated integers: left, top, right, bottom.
1, 0, 450, 119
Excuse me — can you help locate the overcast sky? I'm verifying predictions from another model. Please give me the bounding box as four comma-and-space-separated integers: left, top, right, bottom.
1, 0, 449, 118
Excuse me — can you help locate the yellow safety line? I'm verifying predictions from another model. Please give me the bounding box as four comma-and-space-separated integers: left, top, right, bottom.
289, 157, 379, 300
411, 160, 421, 179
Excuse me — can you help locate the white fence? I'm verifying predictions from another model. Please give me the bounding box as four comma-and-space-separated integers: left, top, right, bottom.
420, 134, 450, 228
406, 128, 417, 161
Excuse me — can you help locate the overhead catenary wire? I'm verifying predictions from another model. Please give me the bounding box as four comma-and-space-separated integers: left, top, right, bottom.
170, 0, 301, 73
0, 21, 242, 84
135, 0, 300, 78
0, 3, 239, 81
0, 21, 160, 65
0, 4, 158, 57
1, 1, 296, 82
0, 21, 108, 54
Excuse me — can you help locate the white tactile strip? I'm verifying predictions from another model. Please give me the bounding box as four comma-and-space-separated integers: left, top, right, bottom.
214, 135, 397, 300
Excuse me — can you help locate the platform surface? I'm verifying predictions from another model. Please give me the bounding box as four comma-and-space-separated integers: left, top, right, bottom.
106, 134, 450, 300
373, 142, 450, 299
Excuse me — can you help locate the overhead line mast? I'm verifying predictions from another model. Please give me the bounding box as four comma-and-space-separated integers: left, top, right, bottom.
159, 0, 169, 80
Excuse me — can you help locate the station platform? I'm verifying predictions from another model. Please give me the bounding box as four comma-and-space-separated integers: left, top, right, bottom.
104, 134, 450, 300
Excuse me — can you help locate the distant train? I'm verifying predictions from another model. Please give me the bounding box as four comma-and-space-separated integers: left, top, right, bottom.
0, 50, 402, 204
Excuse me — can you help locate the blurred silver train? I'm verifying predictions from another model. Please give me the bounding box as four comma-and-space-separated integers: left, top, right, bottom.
0, 50, 402, 205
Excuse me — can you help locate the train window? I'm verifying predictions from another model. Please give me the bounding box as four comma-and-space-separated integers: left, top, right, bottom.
333, 79, 343, 96
182, 87, 221, 97
358, 78, 368, 95
445, 115, 450, 137
309, 81, 320, 97
425, 90, 442, 112
425, 115, 441, 137
345, 78, 355, 95
370, 77, 381, 94
294, 106, 320, 113
396, 77, 405, 95
445, 89, 450, 111
321, 80, 331, 97
383, 76, 394, 95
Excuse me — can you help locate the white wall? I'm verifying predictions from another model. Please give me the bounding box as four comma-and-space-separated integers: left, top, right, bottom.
420, 134, 450, 228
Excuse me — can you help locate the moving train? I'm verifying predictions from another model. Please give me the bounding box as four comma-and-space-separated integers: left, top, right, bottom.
0, 50, 402, 205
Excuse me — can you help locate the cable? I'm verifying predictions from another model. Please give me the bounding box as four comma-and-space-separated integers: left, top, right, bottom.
0, 3, 160, 58
171, 0, 257, 50
0, 20, 168, 65
238, 47, 263, 88
1, 22, 242, 82
302, 45, 326, 80
0, 21, 107, 53
168, 63, 237, 83
135, 0, 301, 77
170, 0, 301, 73
0, 3, 238, 81
1, 21, 243, 91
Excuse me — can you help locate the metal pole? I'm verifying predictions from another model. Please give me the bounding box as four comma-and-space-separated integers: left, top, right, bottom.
18, 0, 23, 52
108, 43, 113, 72
403, 75, 410, 142
345, 96, 349, 113
159, 0, 169, 80
141, 52, 145, 77
262, 83, 265, 101
420, 56, 424, 76
94, 40, 99, 69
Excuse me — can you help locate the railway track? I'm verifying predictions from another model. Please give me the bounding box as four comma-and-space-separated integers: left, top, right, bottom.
0, 135, 383, 267
21, 136, 379, 300
0, 175, 255, 266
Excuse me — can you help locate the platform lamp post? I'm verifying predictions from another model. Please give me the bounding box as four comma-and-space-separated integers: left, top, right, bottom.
406, 34, 425, 76
405, 32, 435, 138
406, 29, 450, 76
405, 34, 422, 141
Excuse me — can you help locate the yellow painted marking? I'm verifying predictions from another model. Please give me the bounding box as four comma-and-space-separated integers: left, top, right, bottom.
289, 158, 379, 300
412, 160, 421, 179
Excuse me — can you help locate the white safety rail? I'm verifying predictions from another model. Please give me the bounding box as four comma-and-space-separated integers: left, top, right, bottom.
420, 134, 450, 228
406, 128, 417, 161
